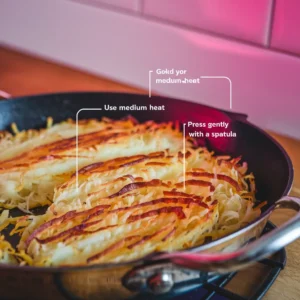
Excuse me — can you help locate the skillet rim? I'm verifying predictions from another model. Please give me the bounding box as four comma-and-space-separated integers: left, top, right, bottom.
0, 92, 294, 272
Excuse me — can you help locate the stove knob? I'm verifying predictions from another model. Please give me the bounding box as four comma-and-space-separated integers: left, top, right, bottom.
147, 272, 174, 294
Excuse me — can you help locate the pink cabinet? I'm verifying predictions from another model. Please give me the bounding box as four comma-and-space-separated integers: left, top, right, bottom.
271, 0, 300, 55
143, 0, 274, 45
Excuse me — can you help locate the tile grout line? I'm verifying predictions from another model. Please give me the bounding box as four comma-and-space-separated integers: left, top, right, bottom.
70, 0, 271, 50
70, 0, 299, 59
137, 0, 144, 15
265, 0, 277, 47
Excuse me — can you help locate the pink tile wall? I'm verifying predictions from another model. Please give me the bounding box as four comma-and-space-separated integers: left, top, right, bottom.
2, 0, 300, 138
143, 0, 274, 45
73, 0, 300, 56
271, 0, 300, 55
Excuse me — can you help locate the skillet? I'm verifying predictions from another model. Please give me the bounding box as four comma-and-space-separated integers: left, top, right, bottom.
0, 92, 299, 300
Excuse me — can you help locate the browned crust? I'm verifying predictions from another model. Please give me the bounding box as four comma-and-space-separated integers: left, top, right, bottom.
127, 206, 186, 223
186, 172, 242, 191
86, 235, 140, 263
25, 204, 110, 248
30, 196, 210, 246
107, 180, 170, 199
76, 152, 166, 176
127, 225, 172, 249
0, 130, 129, 170
175, 180, 215, 192
0, 120, 177, 171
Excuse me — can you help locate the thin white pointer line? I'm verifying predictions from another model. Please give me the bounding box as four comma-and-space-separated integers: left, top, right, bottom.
76, 108, 102, 191
149, 70, 153, 98
183, 123, 186, 190
200, 76, 232, 109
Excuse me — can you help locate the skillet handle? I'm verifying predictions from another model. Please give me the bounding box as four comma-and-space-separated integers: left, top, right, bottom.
155, 196, 300, 273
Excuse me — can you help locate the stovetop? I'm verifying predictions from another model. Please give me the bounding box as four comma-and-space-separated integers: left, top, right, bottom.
137, 222, 286, 300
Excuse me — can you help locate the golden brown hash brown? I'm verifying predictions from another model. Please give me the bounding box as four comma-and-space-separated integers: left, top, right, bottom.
0, 117, 260, 266
0, 117, 186, 210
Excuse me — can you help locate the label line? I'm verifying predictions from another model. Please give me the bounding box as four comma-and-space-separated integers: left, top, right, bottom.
76, 108, 102, 191
200, 76, 232, 109
149, 70, 153, 98
183, 123, 186, 191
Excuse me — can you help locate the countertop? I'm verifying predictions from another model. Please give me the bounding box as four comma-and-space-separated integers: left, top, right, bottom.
0, 46, 300, 299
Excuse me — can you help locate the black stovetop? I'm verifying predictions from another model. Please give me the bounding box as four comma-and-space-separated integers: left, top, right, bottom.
138, 222, 286, 300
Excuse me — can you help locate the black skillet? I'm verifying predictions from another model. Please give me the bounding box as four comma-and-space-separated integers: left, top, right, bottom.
0, 92, 298, 300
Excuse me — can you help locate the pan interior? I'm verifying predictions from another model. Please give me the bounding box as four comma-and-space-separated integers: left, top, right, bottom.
0, 92, 293, 267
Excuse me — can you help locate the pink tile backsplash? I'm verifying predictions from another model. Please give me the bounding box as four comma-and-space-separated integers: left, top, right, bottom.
91, 0, 139, 12
143, 0, 273, 45
271, 0, 300, 55
1, 0, 300, 138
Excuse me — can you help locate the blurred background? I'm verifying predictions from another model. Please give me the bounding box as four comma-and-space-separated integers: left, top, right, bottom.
0, 0, 300, 138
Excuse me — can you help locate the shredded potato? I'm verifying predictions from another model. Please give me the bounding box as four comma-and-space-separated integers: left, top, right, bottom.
0, 210, 9, 226
0, 117, 262, 267
19, 148, 260, 266
0, 117, 186, 210
0, 235, 32, 265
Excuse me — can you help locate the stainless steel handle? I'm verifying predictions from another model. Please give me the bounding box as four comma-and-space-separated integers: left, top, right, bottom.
155, 196, 300, 273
